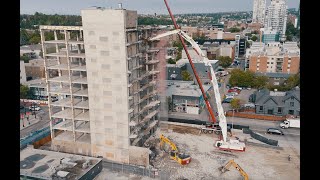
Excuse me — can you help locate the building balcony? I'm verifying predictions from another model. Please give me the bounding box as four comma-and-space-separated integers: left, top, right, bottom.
74, 110, 90, 121
126, 40, 142, 47
146, 60, 160, 65
73, 88, 88, 97
48, 75, 70, 83
51, 108, 83, 119
45, 51, 85, 58
52, 119, 73, 131
127, 53, 142, 60
140, 100, 160, 114
75, 121, 90, 133
139, 90, 157, 103
139, 110, 158, 125
143, 120, 158, 134
71, 76, 87, 84
43, 40, 84, 45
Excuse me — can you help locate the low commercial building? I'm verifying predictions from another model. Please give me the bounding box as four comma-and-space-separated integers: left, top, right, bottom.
166, 80, 212, 114
166, 58, 219, 84
251, 88, 300, 116
20, 147, 102, 180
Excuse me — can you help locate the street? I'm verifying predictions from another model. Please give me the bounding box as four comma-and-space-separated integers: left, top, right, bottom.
20, 105, 60, 138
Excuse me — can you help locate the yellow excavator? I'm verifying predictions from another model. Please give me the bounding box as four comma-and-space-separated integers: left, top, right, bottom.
159, 134, 191, 165
219, 159, 249, 180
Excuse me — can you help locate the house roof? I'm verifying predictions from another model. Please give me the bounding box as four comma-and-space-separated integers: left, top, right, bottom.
254, 88, 300, 105
255, 72, 292, 79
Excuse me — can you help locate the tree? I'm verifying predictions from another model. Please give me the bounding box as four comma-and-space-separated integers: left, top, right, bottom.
175, 51, 182, 61
218, 56, 233, 68
253, 76, 268, 89
229, 69, 255, 87
167, 58, 176, 64
230, 98, 241, 110
20, 55, 31, 63
229, 27, 240, 33
285, 73, 300, 89
251, 35, 257, 42
20, 85, 29, 99
181, 70, 193, 81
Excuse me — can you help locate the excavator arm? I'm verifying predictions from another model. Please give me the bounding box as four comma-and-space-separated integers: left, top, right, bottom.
160, 134, 178, 152
220, 159, 249, 180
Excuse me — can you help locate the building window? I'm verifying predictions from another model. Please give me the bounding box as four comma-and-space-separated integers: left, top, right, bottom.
278, 107, 282, 113
259, 106, 263, 111
267, 62, 270, 64
290, 102, 294, 107
291, 96, 294, 100
288, 110, 294, 115
271, 62, 274, 64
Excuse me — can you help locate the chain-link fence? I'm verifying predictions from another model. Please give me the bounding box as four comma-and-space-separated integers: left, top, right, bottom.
102, 160, 170, 179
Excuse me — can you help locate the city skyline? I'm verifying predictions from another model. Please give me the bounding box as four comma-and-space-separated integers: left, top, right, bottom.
20, 0, 299, 15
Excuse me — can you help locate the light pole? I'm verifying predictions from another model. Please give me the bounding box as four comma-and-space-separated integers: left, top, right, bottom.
232, 108, 235, 130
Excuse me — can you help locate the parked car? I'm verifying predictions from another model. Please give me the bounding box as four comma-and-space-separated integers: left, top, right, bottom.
243, 103, 255, 108
228, 88, 241, 94
229, 92, 238, 96
29, 106, 41, 111
226, 93, 235, 98
266, 128, 284, 135
222, 98, 233, 103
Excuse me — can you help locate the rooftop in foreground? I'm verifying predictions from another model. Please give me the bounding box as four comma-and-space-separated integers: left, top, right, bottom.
20, 147, 102, 179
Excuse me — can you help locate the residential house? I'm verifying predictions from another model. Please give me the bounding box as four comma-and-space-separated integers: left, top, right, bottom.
252, 88, 300, 116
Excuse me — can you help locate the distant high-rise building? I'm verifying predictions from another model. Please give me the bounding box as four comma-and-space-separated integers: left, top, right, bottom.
297, 2, 300, 29
264, 0, 288, 40
252, 0, 266, 24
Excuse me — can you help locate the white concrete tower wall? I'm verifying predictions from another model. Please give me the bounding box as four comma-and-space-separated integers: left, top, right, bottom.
252, 0, 266, 24
81, 9, 132, 163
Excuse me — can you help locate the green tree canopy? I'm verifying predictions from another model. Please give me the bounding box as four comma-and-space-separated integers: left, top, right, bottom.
181, 70, 193, 81
229, 69, 268, 88
218, 56, 233, 68
229, 27, 241, 33
168, 58, 176, 64
251, 35, 257, 42
253, 76, 268, 89
230, 98, 241, 110
20, 85, 30, 99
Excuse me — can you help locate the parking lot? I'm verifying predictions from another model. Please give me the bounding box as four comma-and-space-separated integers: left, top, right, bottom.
222, 88, 256, 111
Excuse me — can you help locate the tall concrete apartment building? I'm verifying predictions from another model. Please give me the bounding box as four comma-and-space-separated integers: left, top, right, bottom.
246, 42, 300, 74
252, 0, 266, 24
40, 7, 160, 166
264, 0, 288, 40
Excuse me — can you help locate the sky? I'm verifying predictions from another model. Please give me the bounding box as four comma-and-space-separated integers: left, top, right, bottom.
20, 0, 300, 15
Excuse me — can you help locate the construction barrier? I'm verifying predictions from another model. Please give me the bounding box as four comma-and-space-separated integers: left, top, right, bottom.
243, 128, 278, 146
226, 111, 286, 121
167, 118, 249, 130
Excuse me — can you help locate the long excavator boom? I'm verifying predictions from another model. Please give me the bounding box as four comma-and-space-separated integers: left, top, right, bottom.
220, 159, 249, 180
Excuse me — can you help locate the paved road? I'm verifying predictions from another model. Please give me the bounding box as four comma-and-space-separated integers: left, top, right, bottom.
20, 106, 61, 138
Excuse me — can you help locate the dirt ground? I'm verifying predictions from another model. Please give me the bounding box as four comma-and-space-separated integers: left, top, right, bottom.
94, 122, 299, 180
149, 123, 300, 180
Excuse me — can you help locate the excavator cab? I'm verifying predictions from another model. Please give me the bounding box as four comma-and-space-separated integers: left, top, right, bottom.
169, 151, 191, 165
160, 134, 191, 165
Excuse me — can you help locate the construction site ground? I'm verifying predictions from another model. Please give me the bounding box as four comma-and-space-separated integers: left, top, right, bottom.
150, 122, 299, 180
94, 122, 299, 180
